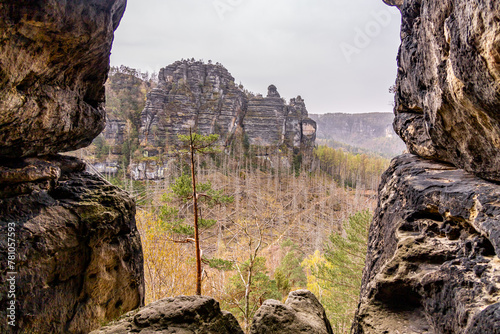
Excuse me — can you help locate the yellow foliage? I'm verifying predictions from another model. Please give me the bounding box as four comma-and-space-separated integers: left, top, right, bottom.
136, 210, 197, 304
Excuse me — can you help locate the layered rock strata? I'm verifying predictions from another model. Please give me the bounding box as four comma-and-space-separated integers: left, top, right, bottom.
250, 290, 333, 334
139, 60, 316, 153
0, 1, 145, 333
89, 295, 244, 334
354, 0, 500, 332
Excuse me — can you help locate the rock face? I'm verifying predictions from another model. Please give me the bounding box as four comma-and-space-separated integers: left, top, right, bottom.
0, 1, 145, 333
390, 0, 500, 182
352, 154, 500, 333
354, 1, 500, 332
140, 60, 316, 152
89, 295, 244, 334
251, 290, 333, 334
0, 156, 144, 333
0, 0, 127, 158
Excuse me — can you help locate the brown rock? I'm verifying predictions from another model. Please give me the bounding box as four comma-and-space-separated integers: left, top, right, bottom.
0, 0, 127, 158
89, 295, 244, 334
0, 164, 144, 334
391, 0, 500, 181
251, 290, 333, 334
352, 154, 500, 333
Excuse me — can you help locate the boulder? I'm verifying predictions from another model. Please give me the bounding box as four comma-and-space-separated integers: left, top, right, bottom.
89, 295, 244, 334
250, 290, 333, 334
390, 0, 500, 181
0, 0, 127, 157
352, 154, 500, 333
0, 155, 144, 334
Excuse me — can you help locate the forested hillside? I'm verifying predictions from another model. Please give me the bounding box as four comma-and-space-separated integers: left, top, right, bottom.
72, 65, 390, 332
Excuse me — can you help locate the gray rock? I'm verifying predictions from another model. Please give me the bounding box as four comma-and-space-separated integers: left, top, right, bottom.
139, 60, 316, 152
0, 0, 126, 158
352, 154, 500, 334
389, 0, 500, 181
89, 295, 244, 334
251, 290, 333, 334
0, 156, 144, 334
0, 1, 143, 333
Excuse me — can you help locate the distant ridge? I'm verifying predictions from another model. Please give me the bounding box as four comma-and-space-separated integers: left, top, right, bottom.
309, 112, 406, 157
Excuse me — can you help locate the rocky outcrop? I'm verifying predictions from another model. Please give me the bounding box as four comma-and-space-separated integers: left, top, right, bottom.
140, 60, 316, 153
0, 1, 144, 333
251, 290, 333, 334
390, 0, 500, 182
0, 156, 144, 333
89, 295, 244, 334
354, 0, 500, 332
309, 112, 406, 157
0, 0, 127, 158
352, 154, 500, 333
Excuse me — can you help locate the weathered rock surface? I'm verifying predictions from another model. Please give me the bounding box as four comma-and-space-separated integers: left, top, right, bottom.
0, 1, 144, 333
390, 0, 500, 181
140, 60, 316, 152
352, 154, 500, 333
0, 155, 144, 334
251, 290, 333, 334
89, 295, 244, 334
0, 0, 127, 158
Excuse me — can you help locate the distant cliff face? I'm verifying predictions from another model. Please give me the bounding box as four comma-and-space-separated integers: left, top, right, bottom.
309, 112, 406, 157
353, 0, 500, 332
138, 60, 316, 153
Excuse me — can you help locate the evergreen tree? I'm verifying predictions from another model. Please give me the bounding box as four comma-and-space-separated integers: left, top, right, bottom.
302, 209, 371, 333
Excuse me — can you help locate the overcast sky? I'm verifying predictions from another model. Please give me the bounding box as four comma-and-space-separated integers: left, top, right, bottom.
110, 0, 401, 114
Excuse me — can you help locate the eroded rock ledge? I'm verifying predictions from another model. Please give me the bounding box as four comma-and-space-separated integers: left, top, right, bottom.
0, 0, 127, 157
352, 154, 500, 333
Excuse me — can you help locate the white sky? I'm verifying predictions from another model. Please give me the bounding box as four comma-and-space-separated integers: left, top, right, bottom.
110, 0, 401, 114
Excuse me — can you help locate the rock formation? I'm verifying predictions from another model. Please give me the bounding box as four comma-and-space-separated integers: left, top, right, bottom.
140, 60, 316, 153
353, 154, 500, 333
0, 1, 145, 333
89, 295, 244, 334
388, 0, 500, 182
250, 290, 333, 334
353, 0, 500, 333
0, 0, 127, 158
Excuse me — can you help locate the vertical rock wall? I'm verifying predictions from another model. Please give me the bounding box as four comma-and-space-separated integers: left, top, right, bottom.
353, 1, 500, 333
139, 60, 316, 153
0, 1, 145, 333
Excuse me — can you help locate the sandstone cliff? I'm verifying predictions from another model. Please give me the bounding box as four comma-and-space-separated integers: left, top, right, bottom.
139, 60, 317, 153
353, 1, 500, 333
0, 1, 145, 333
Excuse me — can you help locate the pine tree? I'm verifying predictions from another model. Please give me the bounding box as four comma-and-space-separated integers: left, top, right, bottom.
302, 209, 371, 333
